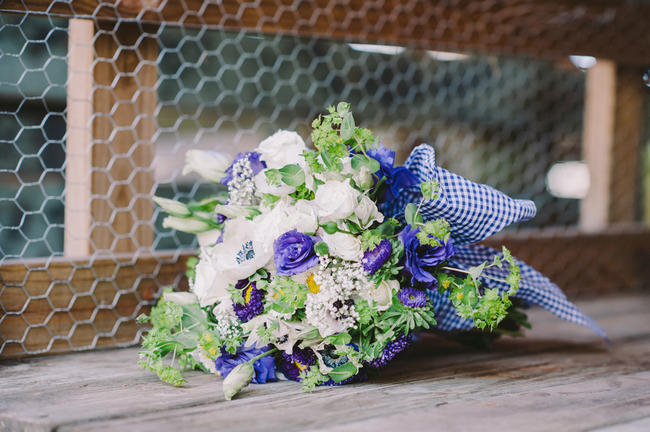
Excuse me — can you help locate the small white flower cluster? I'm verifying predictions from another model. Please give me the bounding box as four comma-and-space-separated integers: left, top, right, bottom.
227, 156, 257, 206
305, 254, 370, 336
213, 301, 242, 342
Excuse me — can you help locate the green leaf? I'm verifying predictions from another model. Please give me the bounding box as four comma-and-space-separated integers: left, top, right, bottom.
265, 169, 282, 186
468, 263, 486, 281
404, 203, 422, 226
314, 241, 329, 255
420, 179, 440, 201
328, 361, 358, 383
351, 154, 380, 173
279, 164, 305, 187
321, 221, 339, 234
325, 332, 352, 346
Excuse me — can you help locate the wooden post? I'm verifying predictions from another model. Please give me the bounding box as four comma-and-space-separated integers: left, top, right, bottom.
580, 60, 645, 230
90, 22, 157, 253
64, 19, 94, 257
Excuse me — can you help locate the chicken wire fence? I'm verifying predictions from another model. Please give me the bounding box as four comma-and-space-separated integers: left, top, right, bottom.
0, 4, 649, 358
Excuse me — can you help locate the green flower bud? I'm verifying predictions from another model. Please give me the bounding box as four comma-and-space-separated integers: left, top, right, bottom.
222, 362, 254, 400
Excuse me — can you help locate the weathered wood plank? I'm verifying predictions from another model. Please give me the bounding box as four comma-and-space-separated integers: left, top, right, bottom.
0, 0, 649, 64
0, 295, 648, 432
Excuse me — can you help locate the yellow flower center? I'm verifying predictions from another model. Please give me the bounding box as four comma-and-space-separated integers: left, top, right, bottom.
456, 292, 464, 300
208, 347, 217, 356
244, 284, 254, 303
442, 280, 451, 289
307, 273, 320, 294
294, 360, 307, 371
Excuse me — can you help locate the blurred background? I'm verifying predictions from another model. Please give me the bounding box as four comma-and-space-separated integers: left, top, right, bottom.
4, 14, 646, 259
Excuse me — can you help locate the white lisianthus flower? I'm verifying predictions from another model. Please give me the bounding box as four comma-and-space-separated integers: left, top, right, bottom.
222, 362, 254, 400
320, 230, 363, 261
162, 216, 212, 233
197, 228, 222, 248
182, 149, 231, 182
253, 170, 296, 197
354, 194, 384, 228
192, 251, 226, 307
162, 291, 198, 306
365, 280, 398, 311
152, 196, 190, 216
254, 198, 319, 251
257, 130, 306, 169
312, 179, 360, 222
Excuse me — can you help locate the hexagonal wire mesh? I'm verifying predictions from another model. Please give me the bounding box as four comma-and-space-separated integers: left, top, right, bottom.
0, 4, 648, 357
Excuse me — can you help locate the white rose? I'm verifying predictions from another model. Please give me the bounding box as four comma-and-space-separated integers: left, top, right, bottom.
182, 149, 231, 182
162, 291, 198, 305
257, 130, 306, 169
320, 230, 362, 261
289, 200, 318, 234
312, 179, 360, 222
354, 195, 384, 228
254, 170, 296, 197
366, 280, 398, 311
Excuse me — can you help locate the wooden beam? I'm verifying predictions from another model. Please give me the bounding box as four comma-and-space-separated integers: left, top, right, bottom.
580, 60, 645, 229
1, 0, 649, 64
90, 21, 157, 253
0, 252, 190, 358
64, 19, 94, 257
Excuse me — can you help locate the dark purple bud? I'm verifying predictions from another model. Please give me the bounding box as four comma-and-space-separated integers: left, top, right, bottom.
362, 239, 392, 274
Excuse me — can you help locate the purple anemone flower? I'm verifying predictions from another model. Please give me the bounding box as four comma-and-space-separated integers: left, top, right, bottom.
399, 225, 455, 284
398, 287, 427, 308
232, 282, 264, 322
279, 347, 316, 381
362, 239, 392, 274
367, 335, 412, 369
215, 344, 277, 384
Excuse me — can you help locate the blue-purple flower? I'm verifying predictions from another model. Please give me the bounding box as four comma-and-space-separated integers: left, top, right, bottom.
232, 282, 264, 322
279, 346, 316, 381
362, 239, 392, 274
367, 143, 419, 201
367, 335, 412, 369
215, 344, 277, 384
399, 225, 455, 284
273, 230, 320, 276
398, 287, 427, 308
220, 151, 266, 185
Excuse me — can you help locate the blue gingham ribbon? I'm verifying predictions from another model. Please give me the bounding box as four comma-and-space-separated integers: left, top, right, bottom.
385, 144, 606, 338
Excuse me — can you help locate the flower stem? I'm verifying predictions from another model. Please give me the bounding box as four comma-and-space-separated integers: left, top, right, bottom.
441, 266, 509, 284
247, 347, 278, 364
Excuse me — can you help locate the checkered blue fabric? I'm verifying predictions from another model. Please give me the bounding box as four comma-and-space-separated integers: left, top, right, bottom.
386, 144, 606, 338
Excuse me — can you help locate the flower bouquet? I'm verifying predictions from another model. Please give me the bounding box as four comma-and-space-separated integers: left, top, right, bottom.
138, 103, 604, 400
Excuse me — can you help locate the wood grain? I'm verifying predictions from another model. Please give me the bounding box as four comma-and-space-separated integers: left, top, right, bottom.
0, 295, 648, 432
0, 0, 649, 64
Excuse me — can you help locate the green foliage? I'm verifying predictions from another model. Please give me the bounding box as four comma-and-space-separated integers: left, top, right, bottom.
185, 256, 199, 282
265, 276, 308, 316
321, 221, 339, 234
404, 203, 423, 226
416, 219, 451, 247
420, 179, 440, 201
327, 361, 358, 383
289, 183, 315, 201
360, 229, 382, 252
261, 193, 281, 208
138, 292, 221, 386
299, 365, 328, 392
445, 247, 521, 331
314, 241, 330, 256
